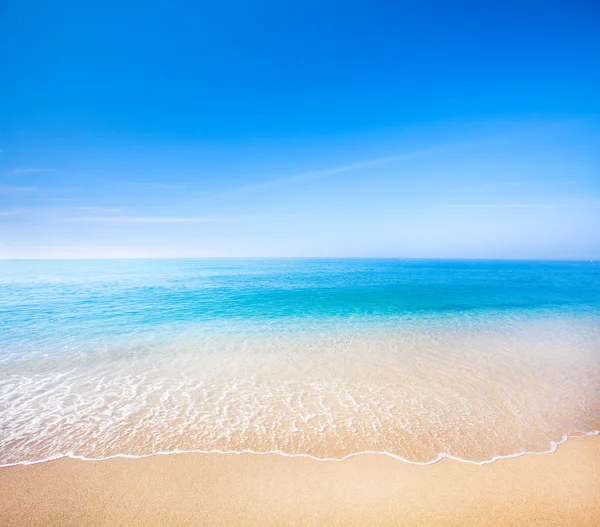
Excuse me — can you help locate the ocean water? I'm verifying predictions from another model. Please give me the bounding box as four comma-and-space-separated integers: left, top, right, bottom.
1, 258, 599, 466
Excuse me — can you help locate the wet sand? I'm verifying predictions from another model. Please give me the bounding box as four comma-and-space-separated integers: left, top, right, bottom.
1, 436, 599, 526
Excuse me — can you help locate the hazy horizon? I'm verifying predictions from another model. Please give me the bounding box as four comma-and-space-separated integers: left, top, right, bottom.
1, 256, 598, 262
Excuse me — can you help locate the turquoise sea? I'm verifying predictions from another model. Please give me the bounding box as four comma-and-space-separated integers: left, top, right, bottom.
1, 259, 599, 465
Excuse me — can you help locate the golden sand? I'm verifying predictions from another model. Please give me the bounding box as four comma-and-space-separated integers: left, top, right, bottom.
1, 436, 598, 526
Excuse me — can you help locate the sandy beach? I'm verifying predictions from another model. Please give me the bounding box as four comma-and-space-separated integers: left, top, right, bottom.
0, 435, 598, 526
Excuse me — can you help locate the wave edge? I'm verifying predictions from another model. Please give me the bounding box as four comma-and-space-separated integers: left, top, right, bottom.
1, 430, 598, 469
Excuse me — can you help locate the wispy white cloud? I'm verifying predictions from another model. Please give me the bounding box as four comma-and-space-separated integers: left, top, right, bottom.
0, 185, 39, 193
71, 206, 121, 213
0, 209, 26, 217
221, 120, 585, 197
226, 144, 461, 195
455, 181, 526, 192
448, 203, 563, 209
102, 179, 186, 190
68, 213, 303, 223
69, 215, 229, 223
448, 203, 557, 209
10, 168, 53, 175
448, 198, 600, 209
0, 205, 120, 218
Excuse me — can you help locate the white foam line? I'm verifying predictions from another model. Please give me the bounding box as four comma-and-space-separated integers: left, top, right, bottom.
1, 430, 598, 469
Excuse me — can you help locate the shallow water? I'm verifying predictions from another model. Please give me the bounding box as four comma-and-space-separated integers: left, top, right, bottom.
1, 259, 599, 465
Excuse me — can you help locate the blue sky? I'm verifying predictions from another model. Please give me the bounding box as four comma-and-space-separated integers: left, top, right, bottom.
1, 0, 599, 258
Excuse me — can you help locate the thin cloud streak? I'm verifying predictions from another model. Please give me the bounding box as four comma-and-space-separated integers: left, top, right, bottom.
68, 213, 304, 223
71, 206, 121, 213
448, 198, 600, 209
0, 206, 120, 218
0, 185, 39, 193
10, 168, 53, 175
226, 144, 462, 195
448, 203, 558, 209
221, 120, 584, 197
69, 216, 232, 223
0, 209, 26, 217
102, 178, 186, 190
454, 181, 526, 192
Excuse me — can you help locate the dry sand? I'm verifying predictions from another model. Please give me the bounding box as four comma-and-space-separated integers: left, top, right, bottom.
1, 436, 599, 526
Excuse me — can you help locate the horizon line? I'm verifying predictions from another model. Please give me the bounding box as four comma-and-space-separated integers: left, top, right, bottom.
0, 256, 596, 262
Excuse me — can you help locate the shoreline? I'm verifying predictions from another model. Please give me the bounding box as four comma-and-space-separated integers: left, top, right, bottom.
2, 435, 598, 526
2, 429, 599, 469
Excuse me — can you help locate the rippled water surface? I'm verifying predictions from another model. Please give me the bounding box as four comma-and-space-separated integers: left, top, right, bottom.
1, 259, 599, 465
